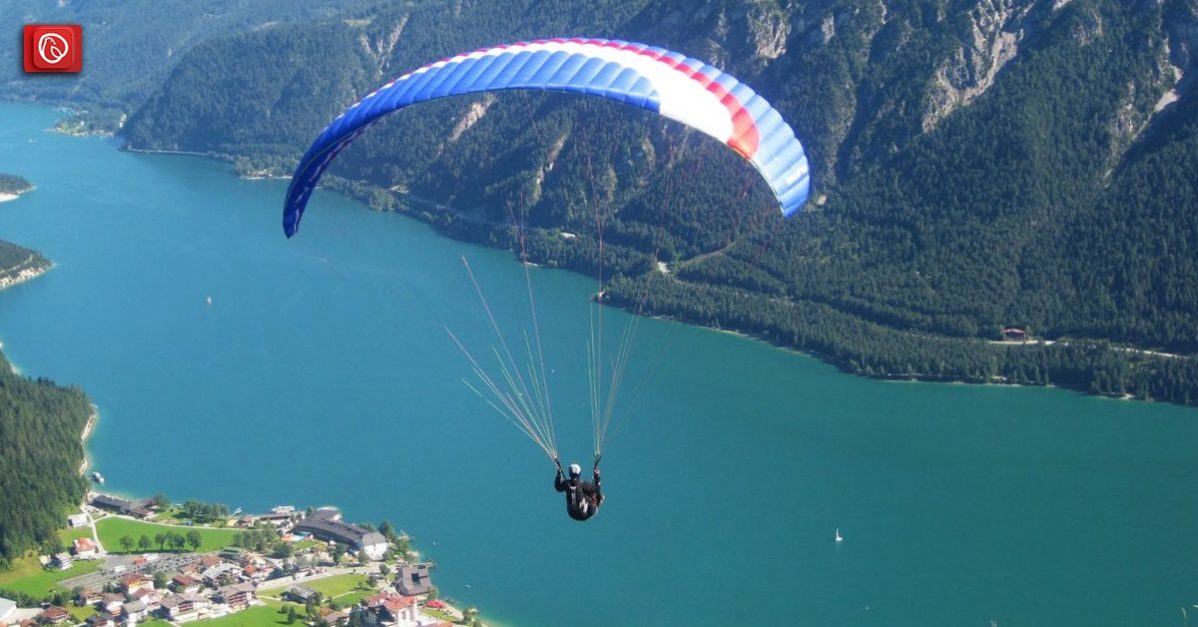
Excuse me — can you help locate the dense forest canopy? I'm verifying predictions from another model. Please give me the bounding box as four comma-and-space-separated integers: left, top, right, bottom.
0, 352, 92, 567
4, 0, 1198, 404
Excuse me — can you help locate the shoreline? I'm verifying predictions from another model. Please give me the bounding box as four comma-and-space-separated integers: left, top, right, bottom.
123, 146, 222, 159
340, 185, 1198, 406
0, 184, 34, 202
0, 259, 52, 291
116, 129, 1196, 407
78, 407, 97, 477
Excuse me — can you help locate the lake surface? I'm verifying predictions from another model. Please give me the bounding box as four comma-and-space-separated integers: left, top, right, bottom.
2, 101, 1196, 626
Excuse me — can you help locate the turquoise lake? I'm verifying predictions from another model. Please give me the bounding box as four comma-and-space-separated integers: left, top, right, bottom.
1, 102, 1196, 626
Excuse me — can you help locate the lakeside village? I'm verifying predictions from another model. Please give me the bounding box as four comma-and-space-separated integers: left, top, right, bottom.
0, 494, 485, 627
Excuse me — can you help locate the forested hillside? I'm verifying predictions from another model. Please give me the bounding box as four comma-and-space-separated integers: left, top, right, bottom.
0, 351, 92, 567
0, 0, 382, 126
37, 0, 1198, 404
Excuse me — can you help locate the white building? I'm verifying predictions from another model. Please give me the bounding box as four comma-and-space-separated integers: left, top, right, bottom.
0, 596, 17, 622
293, 509, 389, 561
73, 537, 98, 559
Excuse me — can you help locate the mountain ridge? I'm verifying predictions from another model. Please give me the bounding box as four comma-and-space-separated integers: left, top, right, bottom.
7, 0, 1197, 404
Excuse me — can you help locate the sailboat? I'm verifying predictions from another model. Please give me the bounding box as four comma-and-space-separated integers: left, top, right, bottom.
835, 528, 843, 543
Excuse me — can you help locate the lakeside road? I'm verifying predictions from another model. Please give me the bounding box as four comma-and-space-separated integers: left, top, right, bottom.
989, 337, 1186, 359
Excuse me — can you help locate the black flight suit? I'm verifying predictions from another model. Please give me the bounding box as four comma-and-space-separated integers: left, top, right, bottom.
555, 467, 602, 521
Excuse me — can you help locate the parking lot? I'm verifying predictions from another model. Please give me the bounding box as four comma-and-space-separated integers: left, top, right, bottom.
59, 553, 206, 591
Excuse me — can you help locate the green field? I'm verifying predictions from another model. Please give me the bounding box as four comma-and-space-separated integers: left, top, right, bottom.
66, 604, 98, 622
302, 574, 371, 599
292, 539, 321, 552
0, 556, 101, 597
190, 606, 291, 627
422, 607, 456, 623
149, 507, 231, 528
96, 518, 240, 553
260, 573, 373, 605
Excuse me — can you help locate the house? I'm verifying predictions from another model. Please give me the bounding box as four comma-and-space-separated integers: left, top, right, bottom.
321, 609, 349, 625
1001, 327, 1029, 342
99, 593, 125, 614
0, 597, 15, 622
364, 592, 416, 610
395, 564, 433, 597
159, 594, 209, 622
85, 612, 116, 627
214, 583, 256, 610
42, 607, 71, 625
171, 575, 202, 594
218, 548, 248, 564
282, 585, 317, 604
73, 537, 98, 559
200, 563, 241, 587
377, 597, 442, 627
67, 513, 90, 528
122, 601, 148, 623
363, 592, 391, 609
79, 589, 104, 606
379, 597, 414, 623
242, 565, 270, 582
120, 573, 152, 593
51, 553, 72, 570
130, 589, 161, 612
257, 512, 294, 528
293, 509, 389, 560
199, 555, 223, 568
178, 562, 201, 575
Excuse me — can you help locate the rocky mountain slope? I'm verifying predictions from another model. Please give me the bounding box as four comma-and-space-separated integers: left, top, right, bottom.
16, 0, 1198, 403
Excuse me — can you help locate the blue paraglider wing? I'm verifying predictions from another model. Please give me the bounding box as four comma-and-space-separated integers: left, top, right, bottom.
283, 38, 811, 237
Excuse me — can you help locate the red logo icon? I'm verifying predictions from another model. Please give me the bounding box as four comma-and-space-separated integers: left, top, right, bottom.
23, 25, 83, 73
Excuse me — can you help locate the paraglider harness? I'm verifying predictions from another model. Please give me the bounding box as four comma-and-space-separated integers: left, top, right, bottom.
555, 457, 603, 521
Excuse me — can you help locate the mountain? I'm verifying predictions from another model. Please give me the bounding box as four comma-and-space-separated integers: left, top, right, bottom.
19, 0, 1198, 404
0, 0, 381, 117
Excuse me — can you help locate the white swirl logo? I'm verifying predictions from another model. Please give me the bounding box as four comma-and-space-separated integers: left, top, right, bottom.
37, 32, 69, 65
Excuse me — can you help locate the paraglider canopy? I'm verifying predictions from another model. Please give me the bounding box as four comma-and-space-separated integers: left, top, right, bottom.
282, 37, 811, 237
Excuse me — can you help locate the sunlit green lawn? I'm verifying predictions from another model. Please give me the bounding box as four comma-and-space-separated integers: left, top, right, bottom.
96, 518, 240, 553
190, 606, 292, 627
0, 556, 101, 597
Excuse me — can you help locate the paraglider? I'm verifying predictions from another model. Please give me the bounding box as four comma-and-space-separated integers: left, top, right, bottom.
555, 459, 603, 521
282, 38, 812, 519
282, 38, 810, 237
